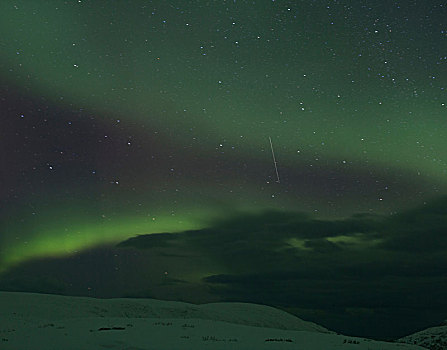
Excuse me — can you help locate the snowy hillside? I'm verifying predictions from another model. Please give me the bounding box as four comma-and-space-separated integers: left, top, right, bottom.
398, 323, 447, 350
0, 291, 425, 350
0, 291, 329, 332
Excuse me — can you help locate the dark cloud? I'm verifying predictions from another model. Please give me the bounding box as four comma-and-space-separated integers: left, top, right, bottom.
115, 197, 447, 339
118, 232, 177, 249
208, 209, 381, 240
379, 197, 447, 252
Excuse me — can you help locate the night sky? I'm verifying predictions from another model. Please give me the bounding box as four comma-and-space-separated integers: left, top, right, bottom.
1, 0, 446, 340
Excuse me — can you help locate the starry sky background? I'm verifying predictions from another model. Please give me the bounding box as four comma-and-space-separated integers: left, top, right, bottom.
0, 0, 446, 340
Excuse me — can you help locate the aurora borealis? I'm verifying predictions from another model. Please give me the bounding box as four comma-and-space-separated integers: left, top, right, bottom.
0, 0, 446, 340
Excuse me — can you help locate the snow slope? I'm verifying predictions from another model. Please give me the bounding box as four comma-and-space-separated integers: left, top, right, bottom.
398, 323, 447, 350
0, 291, 329, 332
0, 291, 425, 350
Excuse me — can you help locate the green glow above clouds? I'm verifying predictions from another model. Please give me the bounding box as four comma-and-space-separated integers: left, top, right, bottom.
0, 203, 208, 273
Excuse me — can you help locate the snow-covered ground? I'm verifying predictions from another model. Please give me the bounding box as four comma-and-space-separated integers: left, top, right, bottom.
398, 323, 447, 350
0, 291, 425, 350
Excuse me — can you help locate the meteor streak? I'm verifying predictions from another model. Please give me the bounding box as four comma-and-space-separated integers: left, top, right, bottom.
268, 136, 280, 183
